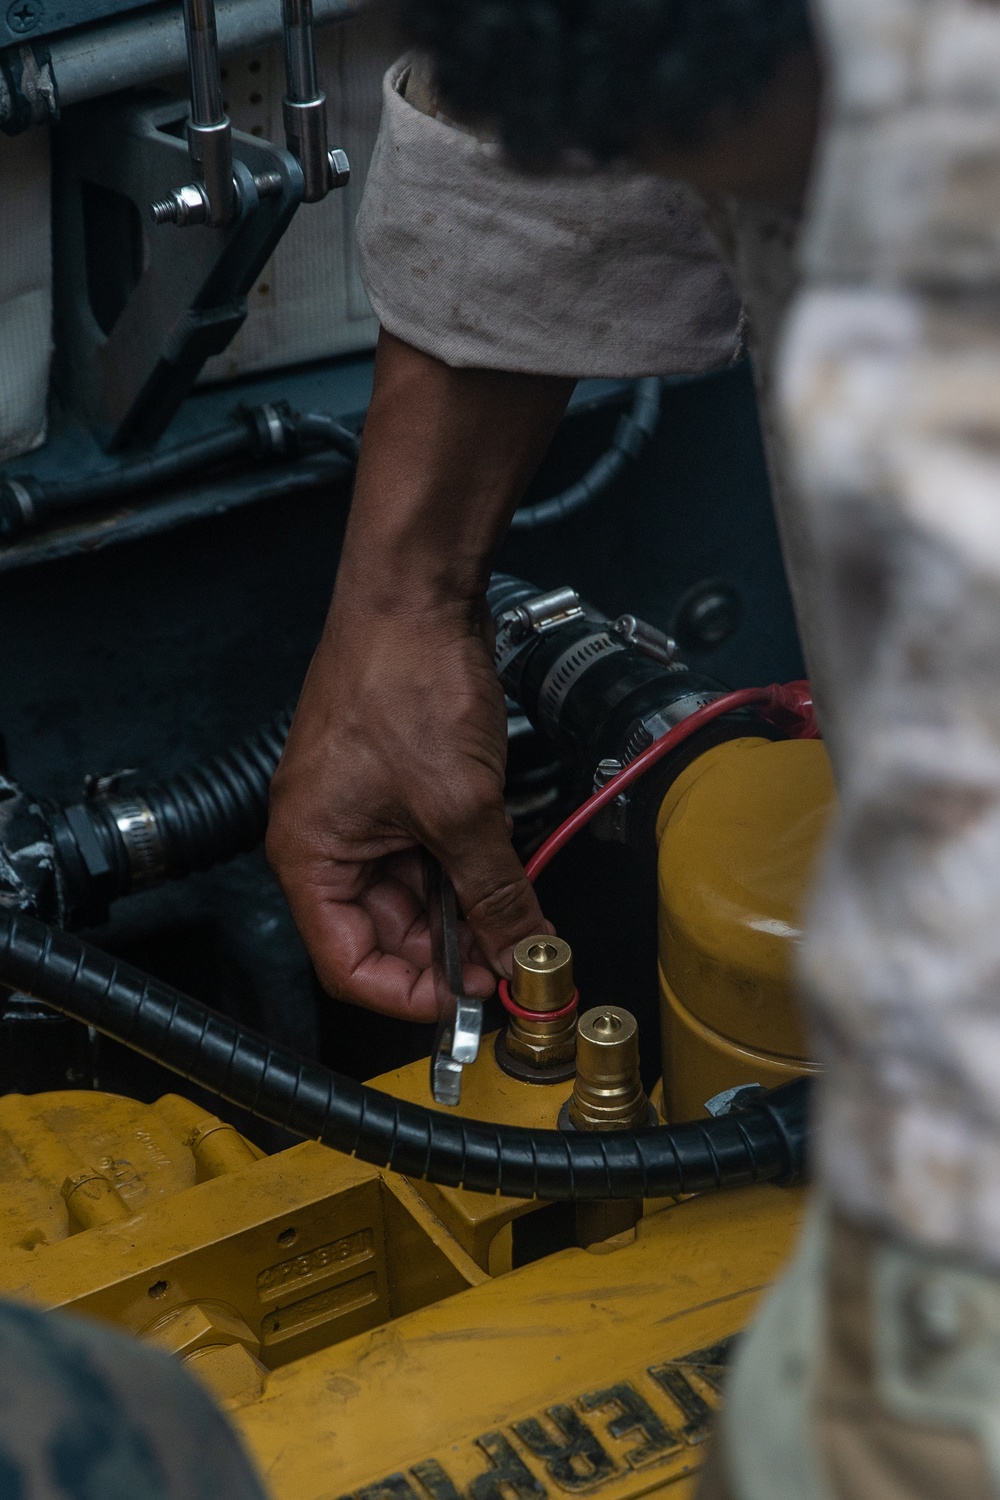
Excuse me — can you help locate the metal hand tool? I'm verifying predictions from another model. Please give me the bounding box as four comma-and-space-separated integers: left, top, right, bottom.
427, 854, 483, 1106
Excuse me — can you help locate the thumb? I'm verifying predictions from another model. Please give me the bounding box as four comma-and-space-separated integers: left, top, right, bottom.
437, 804, 552, 978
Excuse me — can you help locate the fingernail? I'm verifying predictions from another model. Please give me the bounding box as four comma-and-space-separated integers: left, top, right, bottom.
498, 946, 514, 979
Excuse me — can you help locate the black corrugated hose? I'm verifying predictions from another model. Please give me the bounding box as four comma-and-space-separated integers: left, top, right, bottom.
47, 708, 293, 925
140, 708, 292, 876
0, 908, 809, 1199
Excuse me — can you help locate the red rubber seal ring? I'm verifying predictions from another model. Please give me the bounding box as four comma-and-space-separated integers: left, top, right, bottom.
498, 978, 579, 1024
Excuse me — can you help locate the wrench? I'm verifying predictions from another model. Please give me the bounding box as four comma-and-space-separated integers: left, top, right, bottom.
426, 854, 483, 1106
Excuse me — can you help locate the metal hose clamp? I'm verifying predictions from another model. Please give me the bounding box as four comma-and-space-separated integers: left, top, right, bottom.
108, 797, 165, 888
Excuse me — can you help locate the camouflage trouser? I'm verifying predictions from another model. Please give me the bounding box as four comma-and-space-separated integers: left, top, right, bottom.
0, 1296, 266, 1499
784, 0, 1000, 1262
697, 1202, 1000, 1500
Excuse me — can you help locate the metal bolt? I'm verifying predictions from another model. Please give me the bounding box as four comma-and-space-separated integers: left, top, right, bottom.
150, 182, 212, 227
327, 146, 350, 189
593, 758, 623, 792
252, 170, 284, 199
6, 0, 42, 33
591, 759, 629, 844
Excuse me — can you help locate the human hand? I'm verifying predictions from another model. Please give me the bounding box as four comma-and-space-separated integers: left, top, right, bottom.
266, 601, 550, 1020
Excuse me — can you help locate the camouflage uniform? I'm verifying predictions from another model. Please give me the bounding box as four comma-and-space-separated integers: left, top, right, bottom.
0, 1296, 266, 1498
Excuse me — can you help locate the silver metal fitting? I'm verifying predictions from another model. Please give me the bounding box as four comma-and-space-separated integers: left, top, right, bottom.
593, 757, 623, 790
150, 182, 210, 227
282, 96, 327, 201
327, 146, 350, 188
508, 587, 585, 641
108, 797, 165, 888
590, 758, 629, 844
591, 691, 725, 846
278, 0, 349, 201
493, 588, 587, 677
537, 631, 625, 736
252, 170, 284, 199
258, 404, 287, 454
627, 693, 724, 759
280, 101, 349, 201
4, 478, 35, 527
187, 116, 237, 226
704, 1083, 765, 1118
609, 613, 680, 668
152, 168, 279, 227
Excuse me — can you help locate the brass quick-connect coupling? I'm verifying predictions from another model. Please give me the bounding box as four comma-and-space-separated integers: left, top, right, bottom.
568, 1007, 650, 1132
513, 935, 574, 1012
564, 1006, 652, 1248
495, 935, 579, 1083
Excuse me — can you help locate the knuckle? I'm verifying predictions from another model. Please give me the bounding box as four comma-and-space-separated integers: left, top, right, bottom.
464, 875, 535, 932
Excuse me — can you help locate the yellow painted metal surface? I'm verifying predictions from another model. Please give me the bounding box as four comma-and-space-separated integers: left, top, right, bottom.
656, 738, 833, 1119
371, 1036, 570, 1273
0, 1072, 805, 1500
233, 1182, 803, 1500
658, 969, 811, 1123
0, 733, 832, 1493
0, 1091, 482, 1386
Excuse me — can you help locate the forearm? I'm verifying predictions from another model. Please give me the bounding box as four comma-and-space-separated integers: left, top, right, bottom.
268, 330, 563, 1013
332, 329, 574, 622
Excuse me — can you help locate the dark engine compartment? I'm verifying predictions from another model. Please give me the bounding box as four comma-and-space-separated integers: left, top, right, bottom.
0, 352, 803, 1146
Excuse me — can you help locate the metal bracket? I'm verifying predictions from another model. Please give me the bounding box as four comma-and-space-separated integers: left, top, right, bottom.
704, 1083, 765, 1117
53, 92, 304, 449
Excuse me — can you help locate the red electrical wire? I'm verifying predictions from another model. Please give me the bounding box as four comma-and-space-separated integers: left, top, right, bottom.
525, 680, 817, 884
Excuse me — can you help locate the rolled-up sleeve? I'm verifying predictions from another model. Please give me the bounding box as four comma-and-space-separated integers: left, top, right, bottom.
356, 57, 742, 378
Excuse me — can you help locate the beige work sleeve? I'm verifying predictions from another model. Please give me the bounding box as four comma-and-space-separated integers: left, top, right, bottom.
355, 57, 743, 379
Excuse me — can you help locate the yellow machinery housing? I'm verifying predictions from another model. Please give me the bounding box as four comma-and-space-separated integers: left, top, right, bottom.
0, 737, 835, 1499
657, 737, 832, 1120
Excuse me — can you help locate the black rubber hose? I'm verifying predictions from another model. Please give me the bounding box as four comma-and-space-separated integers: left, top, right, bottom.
295, 411, 361, 462
0, 909, 809, 1199
1, 385, 652, 546
6, 424, 256, 530
0, 406, 361, 544
47, 707, 294, 924
510, 378, 661, 531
